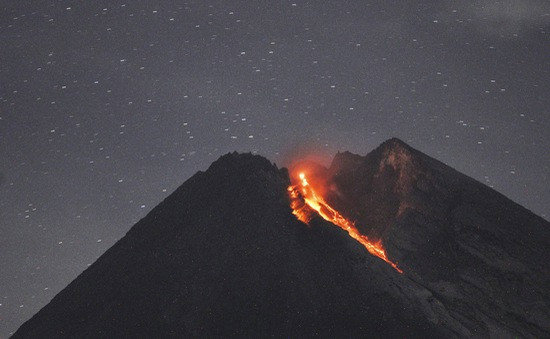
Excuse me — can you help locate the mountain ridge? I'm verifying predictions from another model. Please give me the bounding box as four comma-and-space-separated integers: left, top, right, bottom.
13, 139, 550, 338
326, 139, 550, 337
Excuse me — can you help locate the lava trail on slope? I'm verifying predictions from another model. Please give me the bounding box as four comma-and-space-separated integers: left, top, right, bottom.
288, 172, 402, 273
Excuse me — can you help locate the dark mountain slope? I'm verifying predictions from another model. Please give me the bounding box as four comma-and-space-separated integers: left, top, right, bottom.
14, 152, 447, 338
327, 138, 550, 337
13, 141, 550, 338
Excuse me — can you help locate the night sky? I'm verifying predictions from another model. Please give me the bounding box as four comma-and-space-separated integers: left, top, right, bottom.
1, 0, 549, 335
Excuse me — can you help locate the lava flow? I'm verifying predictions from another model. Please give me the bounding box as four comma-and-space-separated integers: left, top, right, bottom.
288, 172, 403, 274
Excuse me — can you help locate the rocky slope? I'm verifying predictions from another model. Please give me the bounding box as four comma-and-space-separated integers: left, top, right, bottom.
327, 138, 550, 337
13, 140, 550, 338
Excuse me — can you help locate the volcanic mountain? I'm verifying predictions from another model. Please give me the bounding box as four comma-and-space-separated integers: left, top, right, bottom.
14, 138, 550, 338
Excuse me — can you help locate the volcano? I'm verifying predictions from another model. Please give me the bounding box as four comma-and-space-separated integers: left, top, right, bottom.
13, 138, 550, 338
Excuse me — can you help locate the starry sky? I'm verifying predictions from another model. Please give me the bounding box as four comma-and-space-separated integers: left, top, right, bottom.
1, 0, 549, 335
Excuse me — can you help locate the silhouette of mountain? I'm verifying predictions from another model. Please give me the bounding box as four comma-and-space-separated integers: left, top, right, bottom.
13, 140, 550, 338
327, 138, 550, 337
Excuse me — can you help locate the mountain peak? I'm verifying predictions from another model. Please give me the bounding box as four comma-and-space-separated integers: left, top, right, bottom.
14, 144, 550, 338
331, 138, 419, 175
208, 152, 278, 174
379, 137, 412, 150
377, 139, 417, 172
329, 138, 422, 198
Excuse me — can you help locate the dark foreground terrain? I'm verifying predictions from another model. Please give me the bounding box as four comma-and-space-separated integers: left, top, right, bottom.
14, 139, 550, 338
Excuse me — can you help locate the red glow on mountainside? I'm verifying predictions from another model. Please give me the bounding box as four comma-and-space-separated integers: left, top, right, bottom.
288, 171, 403, 273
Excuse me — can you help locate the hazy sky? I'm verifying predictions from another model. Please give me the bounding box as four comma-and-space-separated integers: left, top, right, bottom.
1, 0, 549, 335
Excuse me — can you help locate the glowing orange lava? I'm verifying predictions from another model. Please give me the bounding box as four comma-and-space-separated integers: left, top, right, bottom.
288, 172, 403, 273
